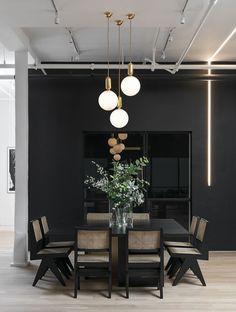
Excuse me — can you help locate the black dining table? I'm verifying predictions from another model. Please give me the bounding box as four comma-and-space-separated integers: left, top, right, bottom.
51, 218, 189, 286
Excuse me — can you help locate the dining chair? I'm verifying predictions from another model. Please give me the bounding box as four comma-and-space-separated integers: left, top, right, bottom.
132, 213, 150, 221
164, 215, 200, 271
74, 226, 112, 298
164, 215, 200, 248
86, 213, 111, 221
125, 228, 164, 299
39, 216, 74, 270
166, 218, 208, 286
29, 219, 72, 286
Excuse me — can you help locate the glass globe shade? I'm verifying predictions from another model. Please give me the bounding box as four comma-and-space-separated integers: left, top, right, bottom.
108, 138, 117, 147
109, 147, 116, 155
110, 109, 129, 129
113, 154, 121, 161
118, 133, 128, 140
121, 75, 141, 96
120, 143, 125, 151
98, 90, 118, 111
113, 144, 123, 154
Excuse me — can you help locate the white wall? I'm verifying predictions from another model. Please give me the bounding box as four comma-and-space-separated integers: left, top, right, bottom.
0, 81, 15, 226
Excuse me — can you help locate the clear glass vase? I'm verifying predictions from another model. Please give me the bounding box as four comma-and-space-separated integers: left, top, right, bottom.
109, 201, 133, 227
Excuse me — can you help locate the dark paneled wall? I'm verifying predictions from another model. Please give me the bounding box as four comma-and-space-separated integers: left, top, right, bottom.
29, 76, 236, 250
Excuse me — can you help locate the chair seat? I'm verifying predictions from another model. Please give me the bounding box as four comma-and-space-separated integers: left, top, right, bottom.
168, 246, 201, 256
164, 241, 193, 247
37, 247, 70, 256
129, 254, 160, 263
78, 252, 109, 263
46, 241, 74, 248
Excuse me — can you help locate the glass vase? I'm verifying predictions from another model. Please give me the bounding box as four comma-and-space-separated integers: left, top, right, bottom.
109, 201, 133, 227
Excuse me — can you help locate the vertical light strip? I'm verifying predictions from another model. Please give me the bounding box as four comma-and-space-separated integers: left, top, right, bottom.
207, 27, 236, 186
207, 61, 211, 186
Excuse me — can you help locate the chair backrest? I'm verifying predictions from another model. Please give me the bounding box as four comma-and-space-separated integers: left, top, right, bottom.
128, 229, 163, 251
132, 213, 150, 221
87, 213, 111, 222
190, 215, 200, 236
196, 218, 208, 242
76, 227, 111, 252
29, 219, 44, 259
195, 218, 208, 258
40, 216, 49, 235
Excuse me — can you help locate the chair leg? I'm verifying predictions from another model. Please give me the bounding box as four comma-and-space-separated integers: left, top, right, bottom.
190, 260, 206, 286
159, 280, 163, 299
168, 260, 181, 279
48, 259, 66, 286
74, 266, 78, 298
56, 259, 70, 279
126, 271, 129, 299
165, 257, 173, 271
65, 257, 74, 271
32, 260, 48, 286
108, 271, 112, 298
167, 258, 180, 277
172, 258, 190, 286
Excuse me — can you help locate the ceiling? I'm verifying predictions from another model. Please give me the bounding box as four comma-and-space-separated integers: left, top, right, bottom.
0, 0, 235, 65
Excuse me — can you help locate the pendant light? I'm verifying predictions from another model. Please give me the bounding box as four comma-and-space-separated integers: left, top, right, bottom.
98, 12, 118, 111
121, 13, 140, 96
110, 20, 129, 128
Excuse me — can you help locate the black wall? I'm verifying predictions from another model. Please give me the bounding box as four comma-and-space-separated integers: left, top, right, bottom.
29, 74, 236, 250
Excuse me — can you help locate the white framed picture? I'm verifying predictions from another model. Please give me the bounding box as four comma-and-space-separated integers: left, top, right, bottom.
7, 147, 15, 193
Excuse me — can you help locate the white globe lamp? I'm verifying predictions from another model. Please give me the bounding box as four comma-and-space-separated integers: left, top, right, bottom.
98, 89, 118, 111
121, 75, 140, 96
110, 108, 129, 129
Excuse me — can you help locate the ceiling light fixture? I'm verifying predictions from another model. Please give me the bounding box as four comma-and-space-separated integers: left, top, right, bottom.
110, 20, 129, 128
160, 28, 174, 60
98, 12, 118, 111
180, 15, 186, 25
121, 13, 141, 97
180, 0, 189, 24
51, 0, 60, 25
161, 50, 166, 60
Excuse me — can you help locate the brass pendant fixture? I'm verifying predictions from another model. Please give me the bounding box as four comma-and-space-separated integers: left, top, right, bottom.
121, 13, 141, 96
110, 20, 129, 129
98, 12, 118, 111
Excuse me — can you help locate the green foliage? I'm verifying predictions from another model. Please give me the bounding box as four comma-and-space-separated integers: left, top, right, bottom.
84, 157, 149, 209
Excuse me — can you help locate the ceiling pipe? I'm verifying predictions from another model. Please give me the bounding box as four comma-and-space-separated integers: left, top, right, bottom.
24, 63, 236, 70
173, 0, 218, 74
1, 63, 236, 71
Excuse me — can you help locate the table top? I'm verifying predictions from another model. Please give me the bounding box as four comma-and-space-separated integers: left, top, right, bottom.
74, 218, 189, 237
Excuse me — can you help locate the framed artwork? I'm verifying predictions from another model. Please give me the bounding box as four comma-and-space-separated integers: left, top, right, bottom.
7, 147, 15, 193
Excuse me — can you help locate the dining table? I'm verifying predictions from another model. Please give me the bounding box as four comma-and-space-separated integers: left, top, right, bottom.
51, 218, 189, 286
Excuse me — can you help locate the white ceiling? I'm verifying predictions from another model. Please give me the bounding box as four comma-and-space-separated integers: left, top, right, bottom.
0, 0, 235, 64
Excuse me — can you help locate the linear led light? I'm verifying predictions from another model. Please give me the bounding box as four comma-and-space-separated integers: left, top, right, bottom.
207, 27, 236, 186
208, 27, 236, 62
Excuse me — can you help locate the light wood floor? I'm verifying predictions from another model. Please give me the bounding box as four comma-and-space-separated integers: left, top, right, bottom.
0, 231, 236, 312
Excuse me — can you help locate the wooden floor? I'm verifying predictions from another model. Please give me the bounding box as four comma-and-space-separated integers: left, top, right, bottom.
0, 231, 236, 312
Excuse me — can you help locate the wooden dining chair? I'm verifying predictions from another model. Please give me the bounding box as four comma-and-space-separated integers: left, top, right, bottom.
86, 213, 111, 222
74, 227, 112, 298
132, 213, 150, 221
29, 219, 72, 286
39, 216, 74, 271
125, 228, 164, 299
164, 215, 200, 248
166, 218, 208, 286
164, 216, 200, 271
